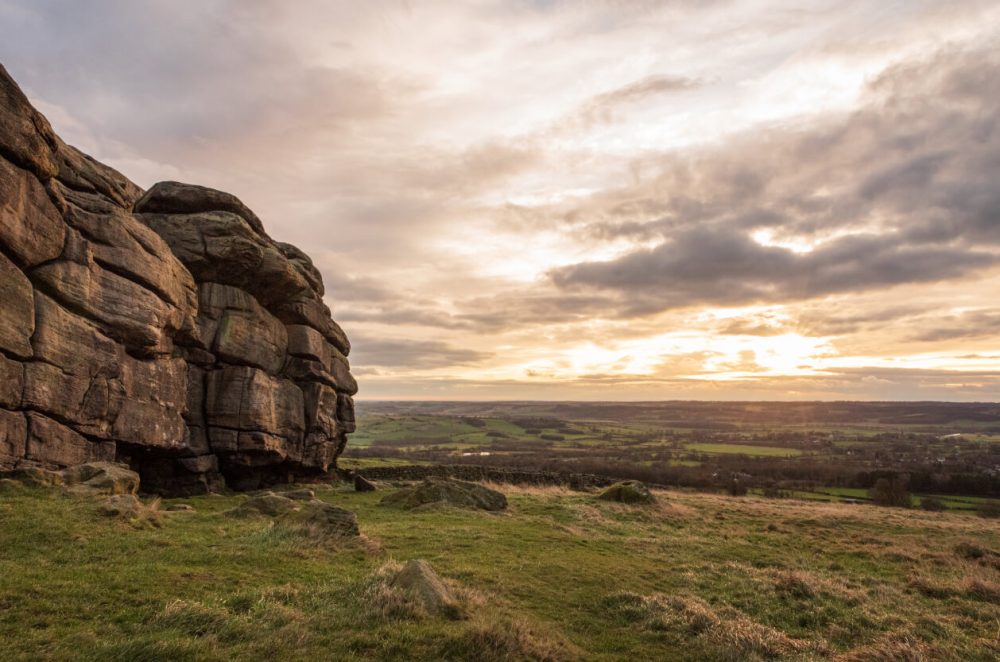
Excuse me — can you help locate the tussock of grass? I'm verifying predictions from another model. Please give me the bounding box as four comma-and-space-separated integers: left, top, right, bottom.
149, 591, 312, 655
602, 591, 818, 658
441, 616, 580, 662
726, 562, 866, 606
357, 560, 429, 621
909, 569, 1000, 603
99, 495, 163, 529
354, 560, 487, 623
836, 631, 933, 661
709, 611, 816, 660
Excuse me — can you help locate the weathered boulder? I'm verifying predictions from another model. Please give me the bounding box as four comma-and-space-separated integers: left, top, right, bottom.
31, 249, 190, 356
0, 64, 357, 495
3, 465, 63, 488
0, 63, 58, 178
25, 412, 116, 467
228, 492, 300, 518
197, 283, 287, 373
52, 138, 144, 209
133, 180, 267, 236
0, 353, 24, 410
0, 252, 34, 359
62, 461, 140, 495
597, 480, 656, 505
0, 410, 27, 469
355, 474, 377, 492
381, 478, 508, 511
1, 460, 139, 496
99, 493, 143, 517
206, 366, 305, 440
275, 498, 360, 537
0, 158, 65, 268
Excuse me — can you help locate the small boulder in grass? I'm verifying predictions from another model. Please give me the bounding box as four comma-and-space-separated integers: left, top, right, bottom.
276, 499, 360, 537
227, 492, 299, 518
597, 480, 657, 505
62, 462, 140, 496
391, 559, 462, 619
99, 494, 163, 528
100, 494, 143, 517
380, 478, 507, 511
355, 475, 378, 492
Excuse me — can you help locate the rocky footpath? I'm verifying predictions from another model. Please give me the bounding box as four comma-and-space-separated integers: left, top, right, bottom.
0, 64, 356, 495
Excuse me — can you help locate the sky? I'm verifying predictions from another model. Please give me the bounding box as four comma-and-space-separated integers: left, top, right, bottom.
2, 0, 999, 401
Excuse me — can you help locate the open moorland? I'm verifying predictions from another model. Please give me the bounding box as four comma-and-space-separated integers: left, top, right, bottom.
343, 401, 1000, 510
1, 478, 999, 661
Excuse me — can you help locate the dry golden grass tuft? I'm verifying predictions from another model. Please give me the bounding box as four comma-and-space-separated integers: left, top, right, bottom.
727, 562, 866, 603
603, 591, 821, 659
444, 615, 583, 662
487, 482, 574, 498
358, 560, 428, 621
708, 609, 819, 660
836, 631, 935, 661
99, 495, 164, 529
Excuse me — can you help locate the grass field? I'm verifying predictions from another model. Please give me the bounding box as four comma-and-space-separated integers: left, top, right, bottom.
2, 480, 999, 660
685, 443, 805, 457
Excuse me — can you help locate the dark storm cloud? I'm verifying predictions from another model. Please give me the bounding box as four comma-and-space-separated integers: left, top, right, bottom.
547, 42, 1000, 314
552, 227, 997, 312
349, 334, 494, 370
795, 305, 925, 336
910, 310, 1000, 343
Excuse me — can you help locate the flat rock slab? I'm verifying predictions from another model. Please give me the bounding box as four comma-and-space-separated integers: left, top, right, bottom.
3, 461, 139, 496
62, 462, 141, 496
380, 477, 507, 511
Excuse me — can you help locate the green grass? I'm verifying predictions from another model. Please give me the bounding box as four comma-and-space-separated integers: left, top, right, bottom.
685, 443, 804, 457
2, 481, 999, 660
785, 488, 1000, 513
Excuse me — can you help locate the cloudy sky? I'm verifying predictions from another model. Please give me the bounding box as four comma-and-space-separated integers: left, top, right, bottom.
3, 0, 999, 400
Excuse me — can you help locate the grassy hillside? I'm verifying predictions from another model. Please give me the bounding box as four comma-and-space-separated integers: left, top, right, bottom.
1, 481, 998, 660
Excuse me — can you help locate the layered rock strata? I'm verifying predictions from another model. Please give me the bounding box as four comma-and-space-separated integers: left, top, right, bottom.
0, 64, 356, 494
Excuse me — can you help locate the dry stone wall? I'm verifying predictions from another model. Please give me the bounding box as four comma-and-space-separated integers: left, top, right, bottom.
0, 64, 356, 494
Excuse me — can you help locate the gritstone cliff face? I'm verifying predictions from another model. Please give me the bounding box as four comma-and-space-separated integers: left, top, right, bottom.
0, 64, 356, 495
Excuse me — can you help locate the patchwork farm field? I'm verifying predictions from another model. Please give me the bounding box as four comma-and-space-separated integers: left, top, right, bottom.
343, 401, 1000, 512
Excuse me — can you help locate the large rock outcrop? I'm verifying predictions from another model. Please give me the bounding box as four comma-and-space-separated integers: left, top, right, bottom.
0, 64, 356, 494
